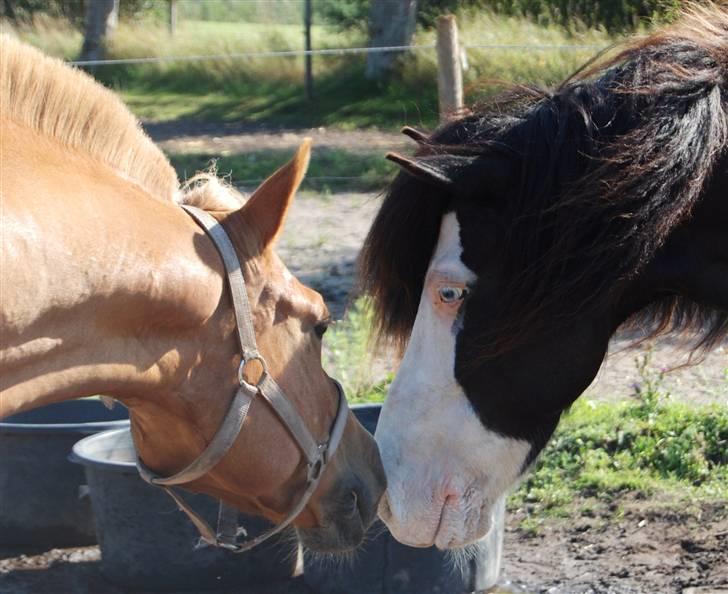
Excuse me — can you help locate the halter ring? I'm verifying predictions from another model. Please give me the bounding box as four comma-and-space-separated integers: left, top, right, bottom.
238, 353, 268, 389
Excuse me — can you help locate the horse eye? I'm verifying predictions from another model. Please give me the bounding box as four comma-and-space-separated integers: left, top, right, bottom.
314, 320, 330, 339
438, 286, 467, 304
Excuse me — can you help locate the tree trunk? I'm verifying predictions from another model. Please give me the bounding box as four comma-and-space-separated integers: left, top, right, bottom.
168, 0, 177, 36
79, 0, 119, 64
366, 0, 418, 80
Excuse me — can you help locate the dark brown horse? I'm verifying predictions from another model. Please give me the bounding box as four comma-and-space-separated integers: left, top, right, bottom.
361, 4, 728, 549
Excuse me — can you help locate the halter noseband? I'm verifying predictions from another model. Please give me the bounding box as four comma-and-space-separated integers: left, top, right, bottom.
134, 204, 349, 552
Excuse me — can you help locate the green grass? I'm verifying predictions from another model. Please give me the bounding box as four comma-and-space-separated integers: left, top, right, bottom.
12, 11, 621, 129
510, 355, 728, 521
169, 147, 395, 192
322, 298, 389, 401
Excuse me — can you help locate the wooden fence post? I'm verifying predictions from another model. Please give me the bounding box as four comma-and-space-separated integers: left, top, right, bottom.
436, 15, 463, 121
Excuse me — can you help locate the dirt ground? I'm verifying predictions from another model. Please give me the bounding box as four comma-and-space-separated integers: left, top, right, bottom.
501, 498, 728, 594
2, 501, 726, 594
147, 121, 409, 156
2, 124, 725, 594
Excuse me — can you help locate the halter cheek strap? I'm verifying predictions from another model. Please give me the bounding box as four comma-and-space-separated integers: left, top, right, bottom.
134, 204, 349, 553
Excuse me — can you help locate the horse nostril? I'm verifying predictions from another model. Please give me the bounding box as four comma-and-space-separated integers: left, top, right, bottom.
346, 490, 359, 519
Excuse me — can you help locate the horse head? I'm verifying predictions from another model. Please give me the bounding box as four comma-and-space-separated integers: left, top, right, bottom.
131, 142, 386, 553
361, 5, 728, 549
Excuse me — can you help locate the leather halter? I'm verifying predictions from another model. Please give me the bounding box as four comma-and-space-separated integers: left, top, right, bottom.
135, 204, 349, 552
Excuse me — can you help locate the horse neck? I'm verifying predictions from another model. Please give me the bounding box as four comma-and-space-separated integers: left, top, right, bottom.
0, 134, 238, 421
613, 158, 728, 331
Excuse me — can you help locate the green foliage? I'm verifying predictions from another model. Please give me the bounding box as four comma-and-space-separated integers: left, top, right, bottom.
488, 0, 683, 32
315, 0, 368, 32
322, 297, 379, 400
511, 355, 728, 516
314, 0, 476, 30
175, 0, 305, 25
1, 0, 152, 25
315, 0, 683, 32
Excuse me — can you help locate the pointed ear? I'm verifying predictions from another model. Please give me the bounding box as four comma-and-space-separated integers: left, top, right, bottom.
386, 152, 454, 189
401, 126, 431, 145
387, 152, 483, 191
241, 139, 311, 247
387, 151, 517, 202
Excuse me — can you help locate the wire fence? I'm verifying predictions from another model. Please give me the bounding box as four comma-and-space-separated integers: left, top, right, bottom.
70, 41, 608, 67
233, 175, 372, 188
68, 28, 609, 191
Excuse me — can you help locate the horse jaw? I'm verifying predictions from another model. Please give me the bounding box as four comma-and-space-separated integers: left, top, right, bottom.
374, 212, 530, 549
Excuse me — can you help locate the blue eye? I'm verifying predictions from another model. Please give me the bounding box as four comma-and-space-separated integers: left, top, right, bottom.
438, 286, 467, 303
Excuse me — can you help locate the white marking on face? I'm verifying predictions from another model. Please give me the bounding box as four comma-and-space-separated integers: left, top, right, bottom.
374, 212, 530, 549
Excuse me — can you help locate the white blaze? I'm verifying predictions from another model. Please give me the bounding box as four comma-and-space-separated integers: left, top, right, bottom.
374, 212, 530, 549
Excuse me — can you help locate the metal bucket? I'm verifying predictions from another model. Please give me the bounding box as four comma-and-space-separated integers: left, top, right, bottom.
0, 399, 129, 546
71, 428, 298, 591
304, 403, 505, 594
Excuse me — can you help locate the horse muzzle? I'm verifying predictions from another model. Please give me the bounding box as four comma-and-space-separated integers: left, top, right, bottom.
297, 411, 386, 553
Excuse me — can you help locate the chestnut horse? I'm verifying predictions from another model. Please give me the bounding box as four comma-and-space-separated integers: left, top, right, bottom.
0, 36, 384, 553
361, 5, 728, 549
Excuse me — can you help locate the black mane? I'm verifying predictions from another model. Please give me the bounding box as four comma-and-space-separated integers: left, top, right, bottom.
360, 3, 728, 355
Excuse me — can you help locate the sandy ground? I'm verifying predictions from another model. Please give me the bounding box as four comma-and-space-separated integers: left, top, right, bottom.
1, 126, 724, 594
148, 121, 409, 156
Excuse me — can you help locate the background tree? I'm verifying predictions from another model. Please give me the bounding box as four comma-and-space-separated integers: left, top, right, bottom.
78, 0, 119, 63
365, 0, 418, 80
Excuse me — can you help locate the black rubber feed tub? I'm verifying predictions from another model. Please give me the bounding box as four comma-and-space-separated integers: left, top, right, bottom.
71, 428, 298, 591
0, 399, 129, 547
304, 403, 505, 594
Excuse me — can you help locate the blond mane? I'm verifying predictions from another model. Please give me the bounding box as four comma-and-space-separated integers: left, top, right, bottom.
0, 35, 250, 211
0, 35, 179, 200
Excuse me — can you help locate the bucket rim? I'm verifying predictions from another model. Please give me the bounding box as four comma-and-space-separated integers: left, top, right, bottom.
0, 400, 129, 434
71, 427, 138, 473
68, 405, 384, 473
0, 418, 130, 434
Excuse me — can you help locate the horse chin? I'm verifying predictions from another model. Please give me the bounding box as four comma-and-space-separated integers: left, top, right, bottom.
433, 498, 495, 550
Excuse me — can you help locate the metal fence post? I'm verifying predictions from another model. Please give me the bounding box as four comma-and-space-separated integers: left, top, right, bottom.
304, 0, 313, 100
436, 15, 463, 121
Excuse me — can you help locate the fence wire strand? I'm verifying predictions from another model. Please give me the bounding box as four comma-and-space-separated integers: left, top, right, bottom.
70, 42, 607, 67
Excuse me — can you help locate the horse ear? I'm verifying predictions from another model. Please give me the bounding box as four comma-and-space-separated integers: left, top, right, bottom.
400, 126, 431, 145
386, 152, 455, 189
388, 151, 517, 202
241, 139, 311, 247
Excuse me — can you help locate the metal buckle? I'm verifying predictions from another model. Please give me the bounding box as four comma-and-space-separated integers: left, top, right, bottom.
307, 443, 329, 482
217, 541, 243, 552
237, 352, 268, 389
